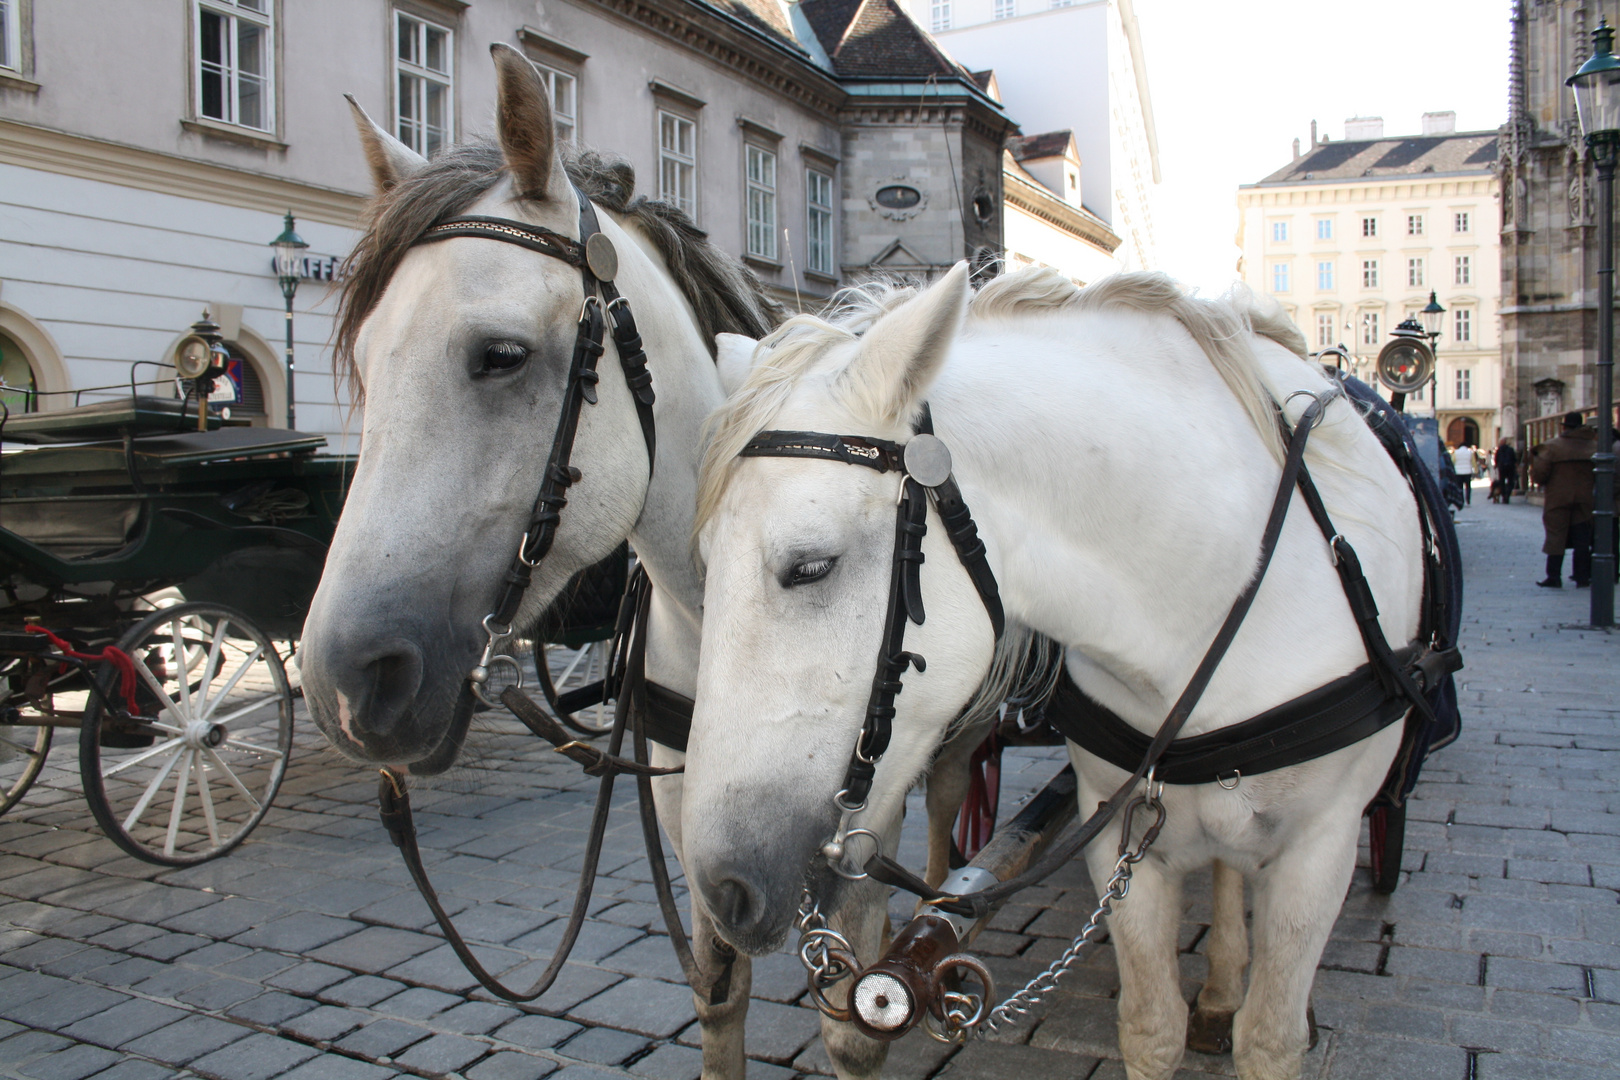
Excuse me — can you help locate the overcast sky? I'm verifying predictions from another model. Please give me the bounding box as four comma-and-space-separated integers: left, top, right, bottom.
1132, 0, 1515, 296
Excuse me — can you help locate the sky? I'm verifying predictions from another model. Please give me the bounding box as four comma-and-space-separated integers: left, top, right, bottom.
1131, 0, 1514, 296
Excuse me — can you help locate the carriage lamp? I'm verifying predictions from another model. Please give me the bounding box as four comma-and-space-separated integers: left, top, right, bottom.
173, 311, 230, 432
269, 211, 308, 430
1375, 318, 1434, 412
1568, 19, 1619, 626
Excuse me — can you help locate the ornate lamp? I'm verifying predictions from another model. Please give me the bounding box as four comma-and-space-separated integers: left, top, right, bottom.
269, 212, 307, 429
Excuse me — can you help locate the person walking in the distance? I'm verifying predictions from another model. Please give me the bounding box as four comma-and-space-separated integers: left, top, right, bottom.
1532, 412, 1596, 588
1453, 441, 1478, 506
1493, 437, 1519, 504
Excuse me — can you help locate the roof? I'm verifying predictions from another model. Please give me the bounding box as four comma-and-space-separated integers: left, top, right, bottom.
1009, 130, 1077, 162
703, 0, 802, 51
1252, 130, 1499, 185
799, 0, 966, 78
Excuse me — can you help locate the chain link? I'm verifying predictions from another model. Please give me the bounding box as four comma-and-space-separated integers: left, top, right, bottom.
970, 791, 1167, 1040
796, 893, 858, 1018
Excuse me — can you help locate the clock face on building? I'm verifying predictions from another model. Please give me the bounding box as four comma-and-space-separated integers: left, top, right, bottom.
1376, 338, 1433, 394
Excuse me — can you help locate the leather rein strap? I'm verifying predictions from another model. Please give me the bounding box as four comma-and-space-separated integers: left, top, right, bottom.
739, 404, 1004, 811
865, 389, 1343, 919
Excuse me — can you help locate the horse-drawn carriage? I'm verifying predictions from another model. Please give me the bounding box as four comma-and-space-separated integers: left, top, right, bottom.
0, 394, 348, 864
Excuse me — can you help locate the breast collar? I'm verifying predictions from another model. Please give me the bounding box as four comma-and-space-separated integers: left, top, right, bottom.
410, 186, 658, 705
738, 404, 1005, 821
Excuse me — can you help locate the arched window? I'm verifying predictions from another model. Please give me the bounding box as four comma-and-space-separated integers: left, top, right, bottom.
223, 343, 266, 418
0, 330, 38, 415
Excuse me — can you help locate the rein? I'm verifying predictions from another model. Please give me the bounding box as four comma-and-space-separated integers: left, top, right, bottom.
373, 187, 714, 1004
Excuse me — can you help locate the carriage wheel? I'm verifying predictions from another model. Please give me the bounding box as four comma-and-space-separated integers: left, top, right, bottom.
0, 712, 50, 818
80, 603, 294, 865
1369, 804, 1406, 894
534, 639, 616, 736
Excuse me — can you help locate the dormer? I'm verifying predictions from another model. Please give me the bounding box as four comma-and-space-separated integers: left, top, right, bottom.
1009, 130, 1082, 209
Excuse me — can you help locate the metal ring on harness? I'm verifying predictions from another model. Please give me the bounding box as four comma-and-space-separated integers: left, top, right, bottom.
1217, 769, 1241, 790
829, 828, 882, 881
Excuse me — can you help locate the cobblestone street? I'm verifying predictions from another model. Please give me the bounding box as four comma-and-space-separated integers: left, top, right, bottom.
0, 487, 1615, 1080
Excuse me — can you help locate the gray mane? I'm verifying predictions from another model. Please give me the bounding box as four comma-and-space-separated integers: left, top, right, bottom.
335, 142, 783, 397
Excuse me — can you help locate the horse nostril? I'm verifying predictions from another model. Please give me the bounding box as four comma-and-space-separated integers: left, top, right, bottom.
359, 641, 425, 734
710, 875, 762, 933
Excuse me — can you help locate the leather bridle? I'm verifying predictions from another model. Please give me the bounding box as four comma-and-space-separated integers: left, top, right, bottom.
408, 191, 658, 705
738, 404, 1004, 873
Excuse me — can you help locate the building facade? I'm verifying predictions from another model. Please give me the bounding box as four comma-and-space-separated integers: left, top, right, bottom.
1001, 130, 1120, 283
1238, 116, 1503, 448
0, 0, 1013, 445
1501, 0, 1620, 443
897, 0, 1159, 274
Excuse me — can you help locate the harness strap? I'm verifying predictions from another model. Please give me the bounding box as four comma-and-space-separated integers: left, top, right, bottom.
865, 390, 1335, 919
915, 405, 1005, 639
739, 431, 906, 473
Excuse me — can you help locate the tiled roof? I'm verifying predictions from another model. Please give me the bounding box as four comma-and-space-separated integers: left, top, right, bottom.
1254, 131, 1499, 184
799, 0, 963, 78
1010, 130, 1075, 162
704, 0, 801, 49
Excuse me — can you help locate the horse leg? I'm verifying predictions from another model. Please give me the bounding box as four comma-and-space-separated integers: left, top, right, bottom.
689, 901, 752, 1080
1232, 823, 1358, 1080
1188, 859, 1247, 1055
924, 736, 976, 888
819, 884, 891, 1080
1088, 846, 1187, 1080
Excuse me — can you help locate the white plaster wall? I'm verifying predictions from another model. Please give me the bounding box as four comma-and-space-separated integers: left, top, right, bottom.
1003, 202, 1117, 284
0, 164, 359, 448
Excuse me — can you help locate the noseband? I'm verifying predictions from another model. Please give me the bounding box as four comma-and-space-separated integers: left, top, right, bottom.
410, 188, 658, 705
738, 405, 1004, 872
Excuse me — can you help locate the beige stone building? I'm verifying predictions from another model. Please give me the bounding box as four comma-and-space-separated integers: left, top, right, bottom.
1501, 0, 1620, 447
1238, 116, 1502, 448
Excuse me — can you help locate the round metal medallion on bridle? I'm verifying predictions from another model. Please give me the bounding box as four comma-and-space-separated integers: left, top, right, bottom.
586, 233, 619, 282
903, 434, 952, 488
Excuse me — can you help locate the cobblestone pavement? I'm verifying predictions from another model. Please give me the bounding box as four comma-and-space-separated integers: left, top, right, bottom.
0, 487, 1615, 1080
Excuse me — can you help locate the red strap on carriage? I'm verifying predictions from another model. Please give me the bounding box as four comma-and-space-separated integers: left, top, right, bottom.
25, 626, 140, 713
953, 730, 1002, 861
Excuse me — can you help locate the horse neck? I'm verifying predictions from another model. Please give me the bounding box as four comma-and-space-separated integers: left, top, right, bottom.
924, 321, 1391, 730
610, 228, 723, 695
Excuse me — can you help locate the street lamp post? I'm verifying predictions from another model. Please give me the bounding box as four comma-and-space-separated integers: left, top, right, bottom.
1568, 20, 1619, 627
1421, 290, 1445, 419
269, 212, 308, 431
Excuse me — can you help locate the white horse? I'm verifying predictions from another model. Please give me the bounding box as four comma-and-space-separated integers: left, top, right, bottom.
299, 45, 962, 1079
684, 263, 1424, 1080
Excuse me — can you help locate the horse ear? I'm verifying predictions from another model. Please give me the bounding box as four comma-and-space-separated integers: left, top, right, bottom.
491, 42, 565, 201
345, 93, 425, 194
839, 261, 970, 423
715, 334, 760, 396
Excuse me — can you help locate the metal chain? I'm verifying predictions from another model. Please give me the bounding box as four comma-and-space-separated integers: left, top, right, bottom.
971, 792, 1167, 1039
796, 893, 857, 1018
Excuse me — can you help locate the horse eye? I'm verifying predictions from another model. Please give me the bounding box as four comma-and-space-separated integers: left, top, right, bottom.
788, 557, 836, 586
481, 340, 530, 373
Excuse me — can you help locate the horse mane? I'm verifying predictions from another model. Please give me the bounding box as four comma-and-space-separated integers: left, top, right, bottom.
334, 143, 783, 401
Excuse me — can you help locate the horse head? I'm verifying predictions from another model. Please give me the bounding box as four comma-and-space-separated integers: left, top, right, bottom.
301, 45, 654, 772
684, 264, 1000, 953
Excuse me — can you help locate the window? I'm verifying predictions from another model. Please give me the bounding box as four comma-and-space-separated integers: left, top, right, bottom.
994, 0, 1016, 17
806, 169, 834, 275
1360, 312, 1380, 346
1408, 258, 1424, 287
931, 0, 950, 31
1362, 217, 1378, 237
1316, 218, 1333, 240
395, 11, 453, 157
1412, 381, 1425, 403
1316, 313, 1335, 349
0, 332, 36, 415
1454, 255, 1471, 285
1272, 221, 1288, 243
1454, 211, 1471, 234
1271, 263, 1290, 292
1454, 308, 1472, 342
1362, 260, 1379, 288
1316, 261, 1333, 290
1407, 214, 1424, 236
196, 1, 273, 131
745, 146, 777, 261
533, 63, 577, 145
658, 111, 696, 218
0, 0, 20, 72
1455, 368, 1472, 401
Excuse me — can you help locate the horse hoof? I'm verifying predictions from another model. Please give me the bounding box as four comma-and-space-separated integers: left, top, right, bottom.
1186, 1007, 1234, 1055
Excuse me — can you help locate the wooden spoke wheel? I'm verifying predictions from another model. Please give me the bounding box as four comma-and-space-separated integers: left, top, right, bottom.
1368, 804, 1406, 895
80, 602, 294, 865
0, 664, 50, 818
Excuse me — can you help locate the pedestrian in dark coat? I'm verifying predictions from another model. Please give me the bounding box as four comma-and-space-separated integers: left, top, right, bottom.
1493, 438, 1518, 503
1531, 412, 1596, 587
